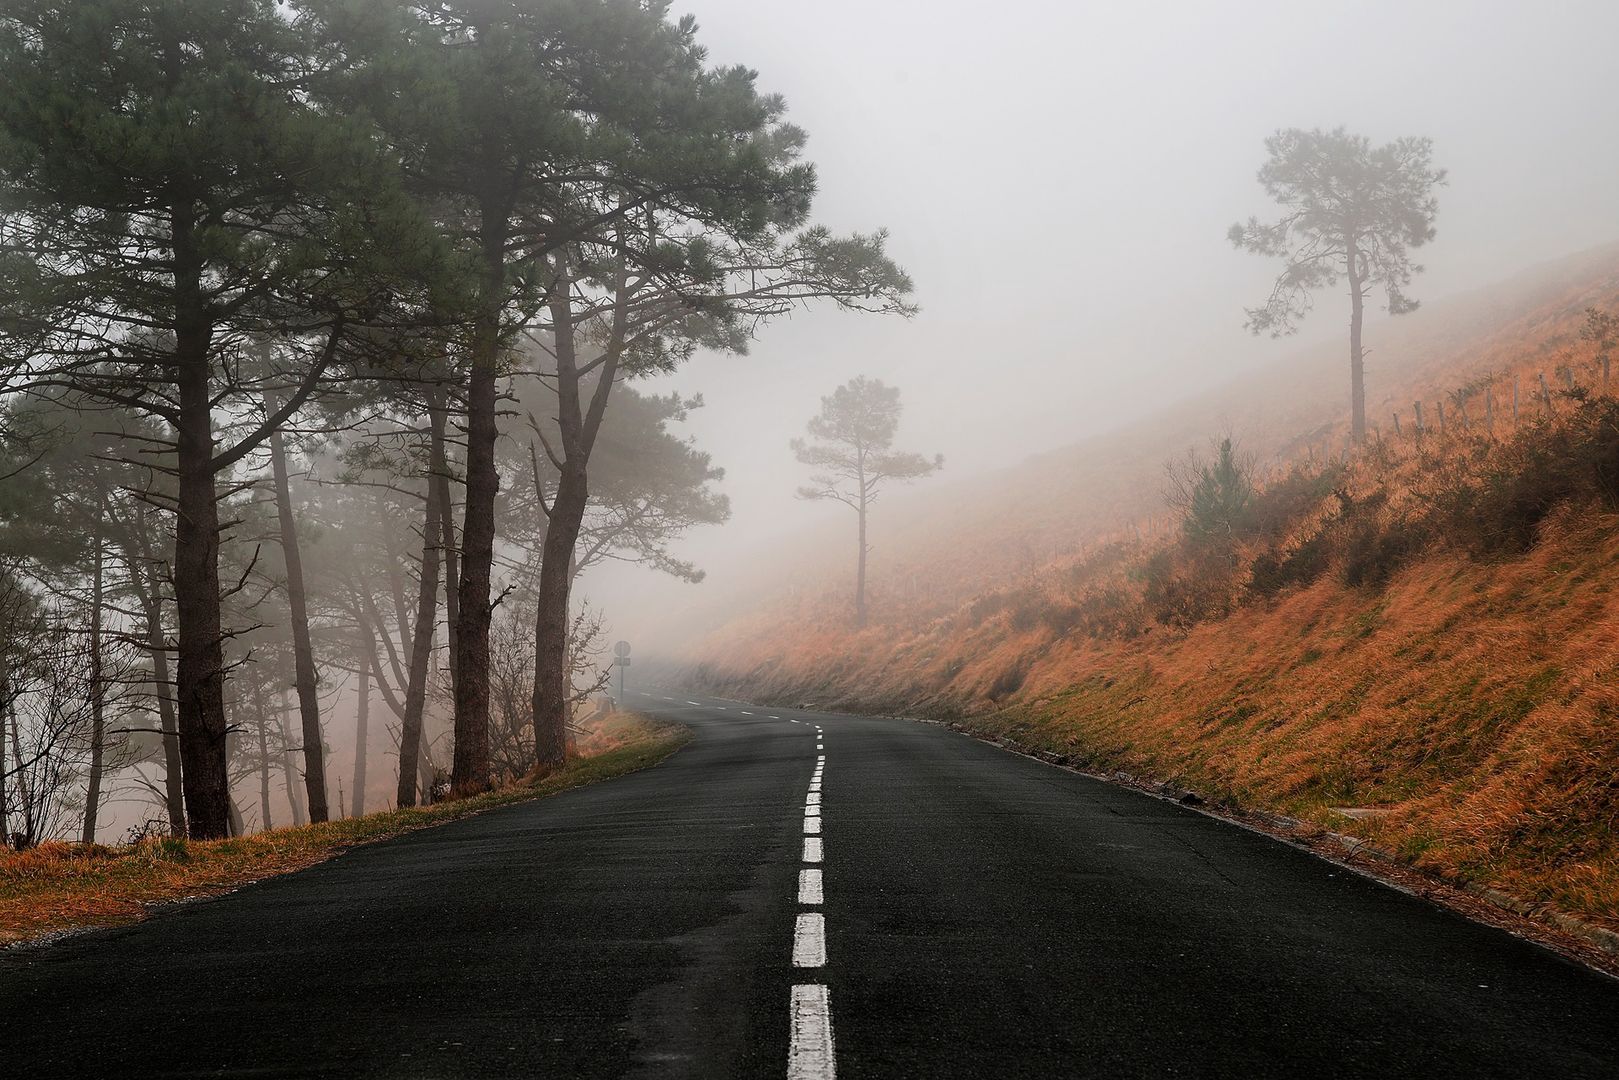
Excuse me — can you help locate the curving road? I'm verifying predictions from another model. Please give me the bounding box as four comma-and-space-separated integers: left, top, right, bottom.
3, 693, 1616, 1078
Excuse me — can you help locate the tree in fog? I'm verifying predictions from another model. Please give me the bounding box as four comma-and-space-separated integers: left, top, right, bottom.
1229, 128, 1445, 444
0, 1, 438, 837
793, 377, 941, 627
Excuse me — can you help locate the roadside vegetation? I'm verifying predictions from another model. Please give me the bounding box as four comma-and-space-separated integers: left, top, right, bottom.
0, 716, 688, 947
693, 288, 1619, 935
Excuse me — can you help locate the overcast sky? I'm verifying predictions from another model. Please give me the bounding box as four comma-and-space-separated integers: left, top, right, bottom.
585, 0, 1619, 649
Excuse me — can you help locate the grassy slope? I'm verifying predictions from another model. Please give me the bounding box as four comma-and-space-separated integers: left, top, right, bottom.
688, 250, 1619, 936
0, 718, 691, 947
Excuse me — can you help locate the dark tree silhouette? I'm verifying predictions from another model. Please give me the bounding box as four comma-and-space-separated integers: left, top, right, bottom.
793, 377, 941, 627
1229, 127, 1445, 444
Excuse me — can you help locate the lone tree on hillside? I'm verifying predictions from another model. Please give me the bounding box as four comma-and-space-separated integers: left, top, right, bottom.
793, 377, 941, 627
1229, 127, 1446, 444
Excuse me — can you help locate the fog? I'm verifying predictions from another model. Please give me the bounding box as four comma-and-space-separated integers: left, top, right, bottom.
586, 0, 1619, 652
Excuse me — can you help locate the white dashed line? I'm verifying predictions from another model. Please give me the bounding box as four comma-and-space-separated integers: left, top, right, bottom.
741, 711, 754, 716
770, 715, 782, 719
803, 816, 821, 835
806, 792, 821, 806
788, 984, 835, 1080
685, 701, 701, 706
805, 804, 820, 817
802, 836, 823, 862
792, 913, 827, 967
798, 868, 823, 905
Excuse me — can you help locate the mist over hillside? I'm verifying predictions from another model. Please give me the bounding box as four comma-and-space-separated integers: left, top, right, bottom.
634, 241, 1619, 658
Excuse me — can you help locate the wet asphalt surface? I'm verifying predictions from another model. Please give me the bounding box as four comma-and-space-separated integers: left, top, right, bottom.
2, 692, 1616, 1078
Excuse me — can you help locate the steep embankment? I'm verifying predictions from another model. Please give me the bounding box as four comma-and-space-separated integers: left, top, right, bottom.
684, 245, 1619, 938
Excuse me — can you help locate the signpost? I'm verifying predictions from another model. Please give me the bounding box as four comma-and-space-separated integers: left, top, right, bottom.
614, 640, 631, 705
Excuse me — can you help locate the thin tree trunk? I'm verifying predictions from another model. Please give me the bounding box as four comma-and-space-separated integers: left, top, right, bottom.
137, 564, 186, 836
397, 402, 445, 808
9, 713, 32, 847
432, 405, 460, 694
352, 635, 371, 818
253, 677, 272, 832
277, 686, 307, 827
1347, 245, 1367, 445
0, 674, 9, 848
171, 201, 232, 841
269, 422, 328, 823
854, 457, 869, 628
81, 492, 106, 844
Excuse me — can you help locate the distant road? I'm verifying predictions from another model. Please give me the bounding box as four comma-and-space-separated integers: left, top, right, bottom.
3, 695, 1616, 1078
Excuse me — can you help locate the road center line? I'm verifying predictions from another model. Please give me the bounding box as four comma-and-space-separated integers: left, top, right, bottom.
788, 984, 835, 1080
802, 836, 823, 862
798, 868, 823, 905
803, 816, 821, 835
806, 792, 821, 806
792, 913, 827, 967
805, 805, 820, 817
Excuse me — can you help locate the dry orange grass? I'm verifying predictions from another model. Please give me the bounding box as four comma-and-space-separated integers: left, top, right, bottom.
689, 257, 1619, 934
0, 717, 689, 946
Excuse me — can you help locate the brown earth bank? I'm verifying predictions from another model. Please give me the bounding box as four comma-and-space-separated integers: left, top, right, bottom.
0, 716, 690, 947
682, 254, 1619, 958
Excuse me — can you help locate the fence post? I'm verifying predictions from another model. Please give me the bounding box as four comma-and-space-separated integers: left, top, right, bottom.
1414, 400, 1424, 435
1437, 400, 1446, 431
1392, 411, 1402, 436
1539, 371, 1553, 412
1485, 387, 1494, 436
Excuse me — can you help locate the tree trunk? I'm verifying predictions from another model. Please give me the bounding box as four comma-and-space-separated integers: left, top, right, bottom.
1347, 244, 1367, 445
173, 307, 232, 840
269, 422, 328, 823
432, 406, 460, 695
854, 454, 870, 628
81, 494, 106, 845
253, 678, 273, 832
0, 674, 9, 848
397, 402, 445, 808
855, 497, 869, 628
277, 686, 307, 827
532, 463, 589, 769
138, 565, 186, 836
352, 636, 370, 818
451, 242, 504, 798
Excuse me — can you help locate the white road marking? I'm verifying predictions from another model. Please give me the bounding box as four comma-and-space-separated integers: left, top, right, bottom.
798, 868, 823, 905
817, 756, 825, 763
789, 719, 801, 724
741, 711, 754, 716
806, 792, 821, 806
803, 836, 823, 863
809, 783, 821, 794
788, 984, 836, 1080
685, 701, 701, 706
770, 715, 782, 719
792, 913, 827, 967
716, 706, 728, 710
803, 816, 821, 835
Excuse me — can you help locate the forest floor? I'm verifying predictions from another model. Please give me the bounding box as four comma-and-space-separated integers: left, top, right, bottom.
0, 715, 691, 947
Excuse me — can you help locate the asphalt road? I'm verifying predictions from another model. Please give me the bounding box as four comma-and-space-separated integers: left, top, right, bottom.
3, 693, 1617, 1078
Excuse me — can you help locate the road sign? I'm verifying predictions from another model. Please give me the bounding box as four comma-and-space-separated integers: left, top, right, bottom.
614, 640, 631, 658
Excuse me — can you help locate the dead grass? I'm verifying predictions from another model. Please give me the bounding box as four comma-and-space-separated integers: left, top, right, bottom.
688, 274, 1619, 938
0, 715, 690, 947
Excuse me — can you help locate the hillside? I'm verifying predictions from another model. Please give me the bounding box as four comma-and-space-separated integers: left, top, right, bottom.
681, 243, 1619, 939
